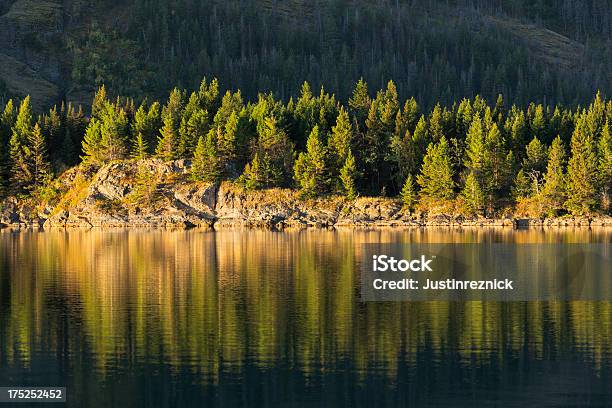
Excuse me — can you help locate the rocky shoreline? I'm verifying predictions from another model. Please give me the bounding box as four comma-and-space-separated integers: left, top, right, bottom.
1, 159, 611, 230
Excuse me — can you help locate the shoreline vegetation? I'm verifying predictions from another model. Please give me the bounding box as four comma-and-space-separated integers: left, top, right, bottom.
0, 79, 610, 229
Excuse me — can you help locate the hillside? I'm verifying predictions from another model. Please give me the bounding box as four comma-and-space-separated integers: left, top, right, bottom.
0, 0, 610, 110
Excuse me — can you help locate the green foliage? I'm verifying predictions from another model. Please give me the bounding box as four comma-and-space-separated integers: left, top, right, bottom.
400, 174, 416, 211
70, 26, 152, 96
26, 123, 52, 192
328, 108, 353, 174
598, 122, 612, 211
251, 117, 294, 187
131, 133, 149, 160
132, 101, 161, 153
294, 126, 327, 197
242, 152, 267, 190
156, 115, 178, 161
417, 137, 454, 202
541, 136, 566, 214
512, 169, 532, 201
339, 150, 357, 200
71, 1, 612, 110
130, 163, 159, 205
523, 136, 548, 175
1, 77, 610, 217
565, 113, 598, 215
9, 97, 34, 192
192, 132, 222, 183
461, 172, 485, 216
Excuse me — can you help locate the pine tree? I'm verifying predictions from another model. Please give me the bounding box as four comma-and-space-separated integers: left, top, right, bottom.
565, 114, 598, 215
339, 149, 357, 199
598, 121, 612, 211
156, 115, 178, 161
130, 162, 159, 204
507, 110, 528, 159
428, 104, 445, 141
523, 136, 548, 175
461, 172, 485, 216
132, 101, 161, 153
482, 123, 509, 201
530, 104, 547, 141
26, 123, 51, 192
465, 114, 485, 173
99, 103, 128, 161
91, 85, 107, 119
403, 97, 419, 131
512, 169, 532, 201
400, 174, 416, 211
218, 110, 239, 163
257, 117, 294, 186
541, 136, 566, 214
131, 133, 149, 160
328, 107, 353, 170
81, 119, 103, 164
348, 78, 371, 127
294, 125, 327, 197
63, 103, 86, 166
417, 137, 454, 202
242, 151, 266, 190
0, 99, 16, 190
9, 97, 34, 192
192, 131, 221, 183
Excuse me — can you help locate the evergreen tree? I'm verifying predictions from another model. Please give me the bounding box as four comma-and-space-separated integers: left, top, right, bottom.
598, 121, 612, 211
402, 97, 419, 131
255, 117, 294, 186
465, 115, 485, 174
565, 114, 598, 215
523, 136, 548, 175
99, 102, 129, 161
40, 106, 62, 164
91, 86, 107, 119
132, 101, 161, 153
530, 104, 547, 141
131, 133, 149, 160
9, 97, 34, 192
192, 132, 221, 183
482, 123, 509, 202
339, 149, 357, 199
417, 137, 454, 202
400, 174, 416, 211
218, 110, 239, 163
329, 108, 353, 168
26, 123, 51, 192
294, 126, 327, 197
156, 115, 178, 161
461, 172, 485, 216
541, 136, 566, 214
428, 104, 445, 141
348, 78, 370, 128
507, 110, 528, 159
130, 162, 159, 204
242, 151, 265, 190
512, 169, 532, 201
81, 119, 103, 164
63, 103, 87, 166
0, 99, 16, 190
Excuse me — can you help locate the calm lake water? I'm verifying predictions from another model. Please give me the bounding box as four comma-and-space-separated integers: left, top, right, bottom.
0, 228, 610, 407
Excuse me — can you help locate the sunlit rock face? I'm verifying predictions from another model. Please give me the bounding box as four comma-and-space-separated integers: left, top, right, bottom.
0, 158, 609, 229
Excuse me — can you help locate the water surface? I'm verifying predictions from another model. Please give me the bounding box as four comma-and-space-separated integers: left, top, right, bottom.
0, 228, 610, 407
